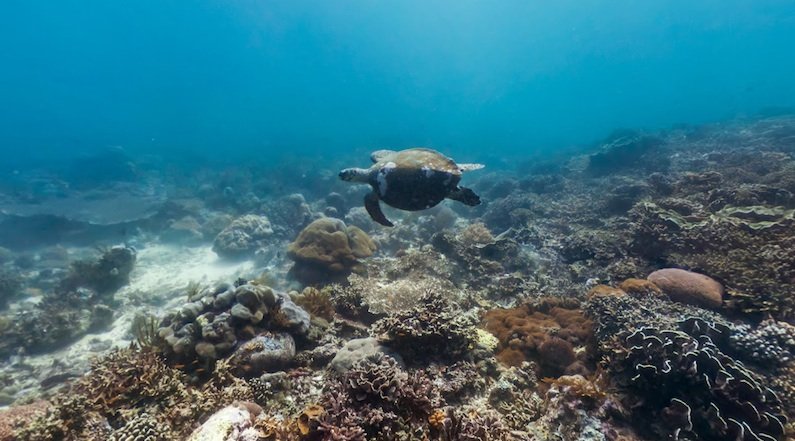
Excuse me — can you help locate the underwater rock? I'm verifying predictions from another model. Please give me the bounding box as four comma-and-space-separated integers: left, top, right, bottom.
586, 134, 665, 176
228, 332, 296, 377
330, 337, 404, 373
286, 217, 376, 285
157, 282, 309, 372
0, 269, 22, 309
186, 402, 262, 441
274, 291, 310, 334
647, 268, 724, 309
58, 245, 136, 299
212, 214, 274, 259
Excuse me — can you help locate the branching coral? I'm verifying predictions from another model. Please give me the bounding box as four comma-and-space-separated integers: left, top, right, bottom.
319, 355, 443, 440
370, 290, 476, 362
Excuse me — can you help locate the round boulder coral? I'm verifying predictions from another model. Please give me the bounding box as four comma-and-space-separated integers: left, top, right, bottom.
287, 218, 376, 285
647, 268, 723, 309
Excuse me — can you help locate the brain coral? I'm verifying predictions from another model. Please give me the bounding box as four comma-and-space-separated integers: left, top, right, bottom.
287, 218, 376, 285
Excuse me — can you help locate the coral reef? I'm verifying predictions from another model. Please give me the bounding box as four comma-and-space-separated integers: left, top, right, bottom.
482, 298, 594, 377
58, 245, 136, 300
586, 133, 666, 176
370, 291, 477, 362
587, 287, 792, 441
287, 218, 376, 285
0, 269, 21, 309
610, 324, 786, 441
329, 337, 403, 373
318, 355, 442, 439
212, 214, 274, 259
157, 281, 309, 376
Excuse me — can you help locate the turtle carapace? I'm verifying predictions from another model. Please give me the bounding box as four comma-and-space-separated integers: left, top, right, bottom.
339, 148, 484, 227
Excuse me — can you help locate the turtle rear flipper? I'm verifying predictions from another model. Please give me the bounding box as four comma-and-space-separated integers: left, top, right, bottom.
448, 186, 481, 206
365, 191, 394, 227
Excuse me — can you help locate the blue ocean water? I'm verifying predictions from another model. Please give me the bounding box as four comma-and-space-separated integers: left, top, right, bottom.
1, 0, 794, 169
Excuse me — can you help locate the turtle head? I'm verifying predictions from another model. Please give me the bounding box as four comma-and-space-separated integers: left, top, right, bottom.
339, 167, 370, 183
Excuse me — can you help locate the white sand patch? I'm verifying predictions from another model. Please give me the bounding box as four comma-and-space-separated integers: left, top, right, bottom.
3, 242, 259, 404
121, 243, 257, 295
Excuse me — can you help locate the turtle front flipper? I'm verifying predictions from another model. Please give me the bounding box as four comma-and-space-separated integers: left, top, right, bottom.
365, 191, 394, 227
447, 186, 481, 206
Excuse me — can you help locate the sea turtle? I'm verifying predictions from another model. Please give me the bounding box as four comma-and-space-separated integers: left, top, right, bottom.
339, 148, 484, 227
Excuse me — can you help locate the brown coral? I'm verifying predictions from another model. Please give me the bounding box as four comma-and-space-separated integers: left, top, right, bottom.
482, 298, 594, 377
287, 218, 376, 285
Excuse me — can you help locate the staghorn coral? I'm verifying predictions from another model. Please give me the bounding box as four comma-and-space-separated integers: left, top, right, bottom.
287, 218, 376, 285
482, 297, 594, 377
73, 346, 187, 412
